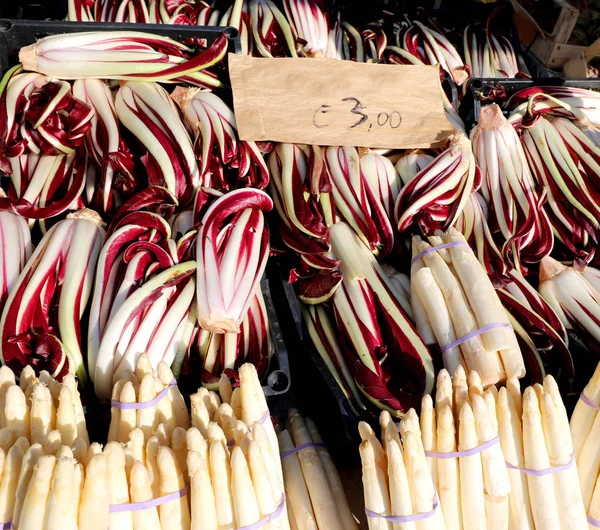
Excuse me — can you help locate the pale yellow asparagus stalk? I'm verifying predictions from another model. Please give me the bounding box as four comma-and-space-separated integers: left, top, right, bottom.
411, 267, 462, 374
57, 386, 77, 446
155, 378, 176, 440
458, 402, 486, 528
402, 430, 443, 530
146, 436, 162, 499
186, 427, 206, 455
444, 228, 525, 379
73, 462, 84, 525
472, 394, 509, 530
249, 439, 282, 529
62, 374, 89, 445
18, 366, 34, 391
219, 374, 233, 404
497, 388, 534, 530
360, 437, 392, 530
12, 443, 43, 529
137, 373, 158, 441
572, 362, 600, 456
210, 440, 235, 530
158, 362, 189, 429
29, 383, 55, 445
231, 388, 242, 420
418, 240, 504, 386
130, 461, 161, 530
85, 443, 103, 466
278, 430, 317, 530
0, 441, 25, 525
190, 393, 211, 439
574, 396, 600, 510
484, 390, 498, 434
0, 369, 15, 428
108, 379, 126, 442
134, 353, 152, 381
468, 371, 483, 401
522, 388, 560, 529
234, 421, 250, 446
252, 422, 290, 530
540, 391, 587, 529
105, 442, 133, 530
240, 364, 279, 468
0, 429, 14, 453
289, 410, 343, 530
155, 423, 169, 446
435, 370, 453, 412
19, 455, 56, 530
452, 366, 469, 420
435, 404, 461, 530
208, 422, 227, 447
231, 446, 261, 528
386, 437, 416, 530
506, 378, 522, 419
38, 371, 61, 404
188, 450, 217, 530
543, 376, 571, 446
79, 453, 109, 530
126, 428, 145, 465
218, 404, 237, 446
420, 395, 437, 481
305, 417, 357, 530
5, 385, 29, 438
410, 238, 436, 347
171, 427, 188, 478
45, 456, 77, 530
118, 382, 137, 444
72, 438, 87, 463
44, 430, 62, 455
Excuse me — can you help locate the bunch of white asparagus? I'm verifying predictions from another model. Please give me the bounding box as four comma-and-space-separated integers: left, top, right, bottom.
107, 353, 189, 444
0, 364, 89, 450
411, 228, 525, 387
570, 362, 600, 526
424, 367, 586, 530
359, 407, 445, 529
278, 409, 356, 530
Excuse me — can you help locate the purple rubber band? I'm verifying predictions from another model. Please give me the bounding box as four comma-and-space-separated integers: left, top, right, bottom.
425, 435, 500, 459
111, 379, 177, 410
0, 523, 11, 529
580, 393, 600, 411
589, 515, 600, 528
281, 442, 327, 460
109, 484, 188, 513
505, 453, 575, 476
237, 495, 286, 530
366, 493, 439, 523
410, 240, 469, 265
441, 323, 513, 352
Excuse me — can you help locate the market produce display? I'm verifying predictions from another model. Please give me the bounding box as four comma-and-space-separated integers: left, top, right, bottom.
6, 0, 600, 528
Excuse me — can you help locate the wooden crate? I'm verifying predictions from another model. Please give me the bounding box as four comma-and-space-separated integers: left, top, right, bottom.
512, 0, 586, 68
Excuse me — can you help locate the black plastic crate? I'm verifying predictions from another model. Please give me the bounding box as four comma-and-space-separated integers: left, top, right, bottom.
0, 18, 241, 74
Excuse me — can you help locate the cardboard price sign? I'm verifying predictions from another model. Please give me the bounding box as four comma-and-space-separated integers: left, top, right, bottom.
228, 54, 454, 149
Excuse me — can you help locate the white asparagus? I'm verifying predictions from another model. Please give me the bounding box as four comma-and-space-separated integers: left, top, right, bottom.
0, 442, 25, 525
231, 388, 242, 420
420, 395, 437, 482
458, 402, 486, 529
288, 410, 343, 530
158, 446, 190, 530
118, 382, 137, 444
73, 462, 84, 525
278, 430, 317, 530
13, 443, 43, 529
410, 238, 436, 346
79, 453, 109, 530
105, 442, 133, 530
137, 373, 159, 441
572, 362, 600, 455
190, 393, 211, 439
186, 427, 206, 455
219, 374, 233, 404
188, 450, 218, 530
19, 455, 56, 530
18, 366, 34, 391
305, 418, 357, 530
412, 267, 462, 373
108, 379, 126, 442
497, 388, 534, 530
130, 461, 161, 530
249, 439, 282, 529
30, 383, 55, 444
522, 388, 560, 530
146, 436, 162, 499
231, 446, 261, 528
44, 430, 62, 455
85, 443, 103, 466
540, 392, 587, 529
435, 404, 461, 530
4, 385, 29, 439
62, 374, 89, 445
158, 362, 189, 429
45, 456, 77, 530
72, 437, 88, 463
57, 386, 77, 447
210, 440, 235, 530
386, 437, 415, 530
171, 427, 188, 477
472, 394, 509, 530
360, 438, 392, 530
155, 377, 176, 440
135, 353, 153, 381
126, 428, 145, 465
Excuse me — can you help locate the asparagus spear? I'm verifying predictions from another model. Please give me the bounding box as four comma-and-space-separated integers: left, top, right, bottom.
5, 385, 29, 439
19, 455, 56, 530
130, 461, 161, 530
210, 440, 235, 530
158, 446, 190, 530
78, 454, 109, 530
45, 456, 77, 530
57, 386, 77, 446
435, 404, 461, 530
386, 437, 415, 530
105, 442, 133, 530
108, 380, 126, 443
420, 396, 437, 482
360, 438, 392, 530
0, 442, 25, 526
188, 450, 218, 530
30, 383, 55, 445
12, 443, 43, 529
118, 382, 137, 444
137, 373, 159, 441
